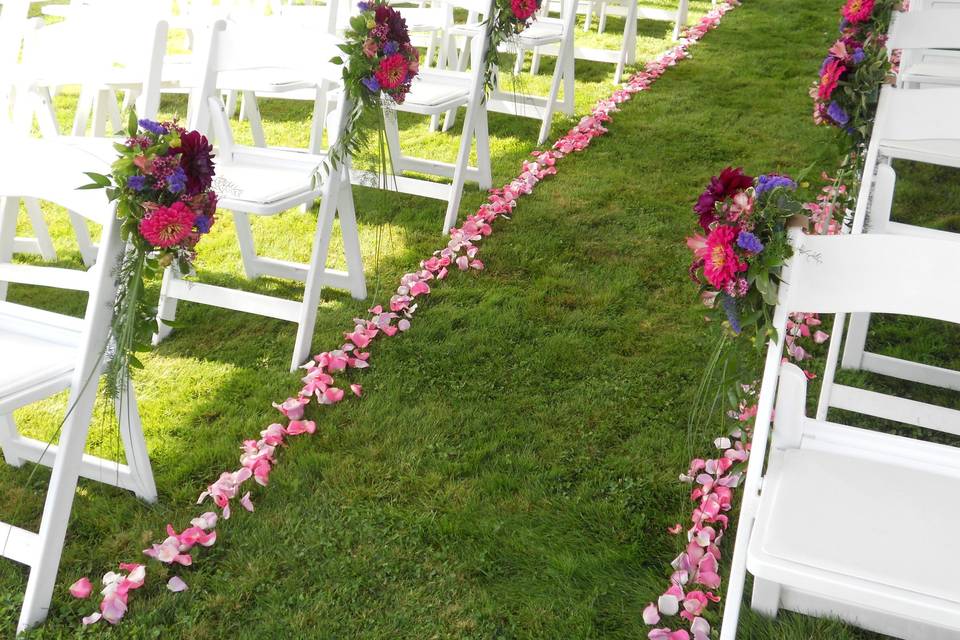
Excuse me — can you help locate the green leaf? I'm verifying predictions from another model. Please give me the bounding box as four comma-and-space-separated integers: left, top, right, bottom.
128, 109, 138, 137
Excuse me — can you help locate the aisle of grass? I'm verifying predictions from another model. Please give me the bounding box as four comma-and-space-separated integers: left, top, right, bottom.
4, 0, 960, 637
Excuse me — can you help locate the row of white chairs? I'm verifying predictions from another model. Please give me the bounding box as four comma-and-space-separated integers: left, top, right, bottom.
720, 3, 960, 639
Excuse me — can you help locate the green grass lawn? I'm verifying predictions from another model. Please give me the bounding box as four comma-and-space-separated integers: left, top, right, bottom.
3, 0, 960, 637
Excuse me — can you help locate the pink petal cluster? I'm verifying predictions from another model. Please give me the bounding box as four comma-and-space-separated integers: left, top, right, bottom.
76, 563, 146, 626
69, 2, 737, 628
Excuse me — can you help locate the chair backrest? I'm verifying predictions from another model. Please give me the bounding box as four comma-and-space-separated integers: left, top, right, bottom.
188, 18, 344, 141
0, 138, 123, 296
774, 230, 960, 437
910, 0, 960, 10
18, 8, 169, 126
276, 0, 345, 35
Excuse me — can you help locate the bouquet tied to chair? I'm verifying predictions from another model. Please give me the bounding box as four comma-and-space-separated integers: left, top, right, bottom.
82, 113, 217, 399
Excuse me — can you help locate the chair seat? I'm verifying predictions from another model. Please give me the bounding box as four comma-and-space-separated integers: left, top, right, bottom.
396, 78, 469, 113
514, 19, 564, 46
215, 157, 321, 212
880, 138, 960, 169
0, 302, 81, 404
217, 68, 316, 93
749, 446, 960, 627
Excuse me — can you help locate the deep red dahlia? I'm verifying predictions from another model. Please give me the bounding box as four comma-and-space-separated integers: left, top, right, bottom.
171, 130, 215, 197
694, 166, 754, 230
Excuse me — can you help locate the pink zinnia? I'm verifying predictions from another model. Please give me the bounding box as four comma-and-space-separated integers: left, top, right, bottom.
511, 0, 537, 20
703, 225, 746, 289
842, 0, 875, 23
139, 201, 196, 248
818, 58, 846, 100
374, 53, 408, 90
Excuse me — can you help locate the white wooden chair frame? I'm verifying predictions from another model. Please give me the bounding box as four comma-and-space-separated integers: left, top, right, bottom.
0, 138, 156, 634
720, 230, 960, 639
155, 21, 366, 372
841, 86, 960, 389
523, 0, 690, 84
377, 11, 493, 234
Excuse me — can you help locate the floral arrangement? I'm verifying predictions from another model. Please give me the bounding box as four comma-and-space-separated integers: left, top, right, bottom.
810, 0, 900, 150
328, 0, 419, 170
65, 4, 737, 627
82, 115, 216, 398
686, 167, 806, 343
479, 0, 543, 94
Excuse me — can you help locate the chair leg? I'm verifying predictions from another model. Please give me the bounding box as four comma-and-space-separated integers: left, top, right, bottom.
17, 352, 103, 633
598, 1, 608, 32
115, 381, 157, 503
750, 577, 781, 617
841, 312, 871, 371
673, 0, 690, 41
24, 198, 57, 261
0, 414, 24, 467
154, 266, 180, 345
336, 176, 367, 301
243, 91, 267, 147
233, 211, 261, 279
70, 87, 94, 136
68, 211, 98, 268
537, 45, 569, 145
225, 89, 239, 117
290, 173, 342, 371
442, 103, 479, 234
0, 196, 18, 301
475, 107, 493, 190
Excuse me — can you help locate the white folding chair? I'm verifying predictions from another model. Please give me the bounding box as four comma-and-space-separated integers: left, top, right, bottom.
888, 9, 960, 88
841, 86, 960, 387
155, 20, 366, 372
11, 8, 169, 266
720, 230, 960, 640
525, 0, 689, 84
484, 0, 578, 144
0, 137, 157, 633
377, 3, 493, 233
0, 0, 59, 262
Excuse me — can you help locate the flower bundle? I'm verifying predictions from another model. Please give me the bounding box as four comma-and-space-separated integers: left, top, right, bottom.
482, 0, 543, 94
329, 0, 419, 169
82, 115, 216, 397
686, 167, 805, 342
810, 0, 900, 149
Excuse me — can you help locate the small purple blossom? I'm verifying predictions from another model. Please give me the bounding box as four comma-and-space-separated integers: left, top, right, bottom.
138, 119, 168, 136
362, 76, 381, 93
851, 48, 866, 64
166, 167, 187, 194
721, 295, 741, 334
194, 214, 213, 234
827, 101, 849, 126
736, 230, 764, 254
357, 1, 372, 9
754, 174, 797, 195
384, 40, 399, 54
127, 175, 148, 192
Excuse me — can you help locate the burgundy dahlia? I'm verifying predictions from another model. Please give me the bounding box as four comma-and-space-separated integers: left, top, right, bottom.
172, 130, 215, 197
694, 166, 753, 230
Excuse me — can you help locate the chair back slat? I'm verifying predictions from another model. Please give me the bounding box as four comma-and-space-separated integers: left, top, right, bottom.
888, 10, 960, 50
781, 232, 960, 325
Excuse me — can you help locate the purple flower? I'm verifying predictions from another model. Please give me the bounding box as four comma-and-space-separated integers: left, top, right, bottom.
754, 173, 797, 196
384, 40, 399, 54
194, 214, 213, 234
736, 230, 764, 254
827, 100, 849, 126
852, 48, 866, 64
166, 167, 187, 194
138, 119, 168, 136
362, 76, 381, 93
721, 295, 741, 334
127, 175, 148, 191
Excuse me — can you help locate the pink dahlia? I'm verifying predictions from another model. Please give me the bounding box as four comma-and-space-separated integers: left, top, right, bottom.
703, 225, 746, 289
139, 201, 196, 248
817, 58, 846, 100
374, 53, 409, 90
511, 0, 537, 20
842, 0, 875, 23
